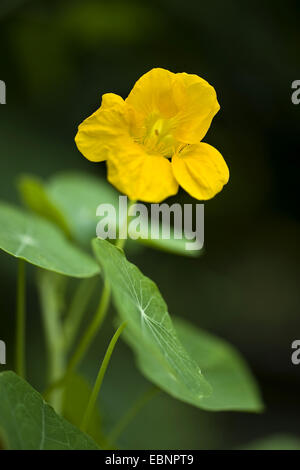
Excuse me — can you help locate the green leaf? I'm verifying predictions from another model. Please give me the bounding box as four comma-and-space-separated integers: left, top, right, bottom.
174, 317, 264, 412
0, 371, 100, 450
47, 172, 119, 247
0, 202, 100, 278
18, 175, 71, 237
19, 172, 201, 256
136, 223, 202, 258
92, 238, 212, 408
48, 173, 202, 256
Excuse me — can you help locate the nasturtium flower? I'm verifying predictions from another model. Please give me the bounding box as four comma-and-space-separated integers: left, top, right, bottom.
75, 68, 229, 203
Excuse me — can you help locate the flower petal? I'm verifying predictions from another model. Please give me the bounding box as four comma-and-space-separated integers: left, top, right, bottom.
173, 73, 220, 143
172, 143, 229, 200
75, 93, 129, 162
126, 68, 178, 119
100, 93, 124, 109
107, 141, 179, 202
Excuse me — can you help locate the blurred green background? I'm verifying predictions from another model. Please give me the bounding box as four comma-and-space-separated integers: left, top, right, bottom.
1, 0, 300, 449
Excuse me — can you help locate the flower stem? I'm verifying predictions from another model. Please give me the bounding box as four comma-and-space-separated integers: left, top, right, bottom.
43, 279, 111, 400
16, 259, 26, 379
115, 199, 136, 250
37, 271, 66, 413
67, 279, 111, 375
63, 277, 98, 353
81, 321, 127, 433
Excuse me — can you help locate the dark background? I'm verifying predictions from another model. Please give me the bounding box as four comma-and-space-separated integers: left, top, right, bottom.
0, 0, 300, 449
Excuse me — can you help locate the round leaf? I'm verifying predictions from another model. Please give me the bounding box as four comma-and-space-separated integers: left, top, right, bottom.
0, 202, 100, 278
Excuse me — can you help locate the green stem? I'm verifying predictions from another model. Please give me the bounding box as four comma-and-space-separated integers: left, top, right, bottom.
43, 279, 111, 400
107, 386, 159, 445
63, 276, 98, 353
38, 271, 66, 413
81, 321, 127, 433
67, 279, 111, 375
115, 199, 136, 250
16, 259, 26, 379
115, 237, 127, 250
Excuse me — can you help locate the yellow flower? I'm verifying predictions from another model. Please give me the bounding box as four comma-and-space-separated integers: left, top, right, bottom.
75, 68, 229, 203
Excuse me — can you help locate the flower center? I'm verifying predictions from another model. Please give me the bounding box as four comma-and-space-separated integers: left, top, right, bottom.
142, 114, 176, 157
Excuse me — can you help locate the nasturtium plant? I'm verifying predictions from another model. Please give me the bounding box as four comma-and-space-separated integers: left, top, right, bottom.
0, 68, 271, 451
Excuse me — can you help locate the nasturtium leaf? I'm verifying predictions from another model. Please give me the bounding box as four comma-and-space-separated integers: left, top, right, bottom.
18, 172, 201, 256
92, 238, 212, 408
0, 371, 100, 450
0, 202, 100, 278
47, 172, 119, 247
18, 174, 71, 237
48, 173, 202, 256
136, 222, 202, 258
174, 317, 263, 412
17, 172, 117, 247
